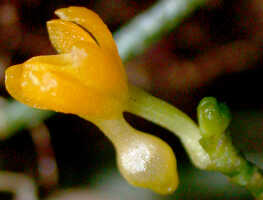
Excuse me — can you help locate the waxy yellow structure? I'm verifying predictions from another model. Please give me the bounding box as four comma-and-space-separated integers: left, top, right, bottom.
5, 6, 178, 194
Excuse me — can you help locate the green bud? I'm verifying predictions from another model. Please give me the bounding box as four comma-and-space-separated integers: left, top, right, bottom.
197, 97, 231, 137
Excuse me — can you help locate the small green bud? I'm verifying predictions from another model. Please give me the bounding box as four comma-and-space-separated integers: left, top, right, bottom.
197, 97, 231, 137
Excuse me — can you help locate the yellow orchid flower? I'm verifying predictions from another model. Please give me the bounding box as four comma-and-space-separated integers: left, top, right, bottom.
6, 7, 128, 119
5, 6, 178, 194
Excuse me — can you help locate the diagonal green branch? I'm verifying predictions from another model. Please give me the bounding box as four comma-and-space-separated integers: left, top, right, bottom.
115, 0, 207, 61
0, 101, 53, 139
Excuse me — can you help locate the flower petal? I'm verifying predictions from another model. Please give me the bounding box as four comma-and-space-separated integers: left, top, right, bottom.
47, 19, 97, 54
55, 7, 119, 58
5, 59, 125, 118
68, 42, 128, 101
5, 64, 24, 102
25, 42, 128, 103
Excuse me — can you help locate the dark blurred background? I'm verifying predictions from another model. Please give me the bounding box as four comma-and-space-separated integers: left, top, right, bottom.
0, 0, 263, 199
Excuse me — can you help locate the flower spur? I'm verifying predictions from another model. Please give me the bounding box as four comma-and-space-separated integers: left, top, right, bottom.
5, 6, 178, 194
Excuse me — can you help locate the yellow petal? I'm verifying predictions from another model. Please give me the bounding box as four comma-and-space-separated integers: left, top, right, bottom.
68, 42, 128, 102
5, 56, 126, 118
47, 19, 97, 54
55, 7, 119, 58
27, 53, 73, 67
5, 64, 24, 103
25, 42, 128, 105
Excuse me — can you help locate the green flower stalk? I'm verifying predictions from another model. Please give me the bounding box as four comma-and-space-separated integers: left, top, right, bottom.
127, 85, 263, 199
197, 97, 263, 198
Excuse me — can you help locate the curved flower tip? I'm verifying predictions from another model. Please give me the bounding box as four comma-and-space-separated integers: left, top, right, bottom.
46, 19, 97, 54
5, 7, 128, 119
54, 6, 119, 57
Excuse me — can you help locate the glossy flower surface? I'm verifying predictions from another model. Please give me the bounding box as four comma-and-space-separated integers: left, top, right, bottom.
94, 118, 179, 195
5, 6, 179, 194
5, 7, 128, 119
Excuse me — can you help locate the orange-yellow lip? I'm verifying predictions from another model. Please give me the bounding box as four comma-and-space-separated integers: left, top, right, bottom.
5, 55, 125, 118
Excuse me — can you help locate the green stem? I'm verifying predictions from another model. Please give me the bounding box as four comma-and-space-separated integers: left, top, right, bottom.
0, 101, 53, 139
127, 85, 210, 169
127, 85, 263, 199
115, 0, 207, 61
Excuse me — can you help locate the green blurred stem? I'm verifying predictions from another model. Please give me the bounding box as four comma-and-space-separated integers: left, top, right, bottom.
115, 0, 207, 61
0, 101, 53, 139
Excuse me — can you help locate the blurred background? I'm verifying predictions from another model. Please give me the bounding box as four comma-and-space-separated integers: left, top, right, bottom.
0, 0, 263, 199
